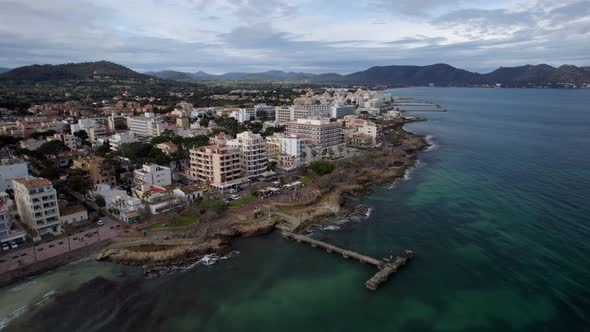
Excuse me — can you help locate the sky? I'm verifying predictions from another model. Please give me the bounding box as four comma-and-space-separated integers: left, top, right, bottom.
0, 0, 589, 74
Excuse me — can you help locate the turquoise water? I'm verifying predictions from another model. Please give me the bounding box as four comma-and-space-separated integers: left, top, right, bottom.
3, 88, 590, 331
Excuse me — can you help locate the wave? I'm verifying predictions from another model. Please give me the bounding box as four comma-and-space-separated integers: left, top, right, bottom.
183, 251, 240, 272
0, 290, 56, 330
310, 205, 374, 235
425, 135, 438, 151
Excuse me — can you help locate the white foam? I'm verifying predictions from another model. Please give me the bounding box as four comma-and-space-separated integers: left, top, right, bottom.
425, 135, 438, 151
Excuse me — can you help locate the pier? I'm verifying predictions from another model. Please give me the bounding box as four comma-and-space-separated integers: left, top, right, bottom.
281, 231, 414, 290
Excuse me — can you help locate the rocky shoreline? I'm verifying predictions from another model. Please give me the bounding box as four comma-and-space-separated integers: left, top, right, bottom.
95, 117, 429, 274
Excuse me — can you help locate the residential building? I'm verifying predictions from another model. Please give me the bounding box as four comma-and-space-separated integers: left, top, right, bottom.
338, 117, 381, 147
0, 192, 27, 246
13, 177, 62, 237
127, 112, 165, 137
156, 142, 178, 156
228, 131, 267, 178
0, 159, 28, 192
109, 132, 139, 151
330, 104, 357, 119
265, 132, 284, 160
59, 204, 88, 224
72, 156, 117, 187
189, 145, 244, 190
230, 108, 256, 123
51, 133, 77, 150
88, 126, 108, 143
108, 113, 128, 131
285, 118, 343, 148
176, 117, 190, 129
173, 185, 203, 202
93, 184, 144, 224
134, 164, 172, 187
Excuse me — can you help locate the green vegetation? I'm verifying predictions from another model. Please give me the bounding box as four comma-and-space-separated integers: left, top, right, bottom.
228, 195, 257, 207
143, 211, 200, 231
309, 161, 335, 176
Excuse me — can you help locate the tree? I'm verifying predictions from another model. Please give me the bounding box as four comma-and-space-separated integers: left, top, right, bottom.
38, 140, 67, 167
68, 175, 89, 194
30, 130, 56, 139
95, 194, 106, 207
199, 118, 209, 127
39, 167, 60, 180
309, 161, 334, 176
96, 141, 111, 156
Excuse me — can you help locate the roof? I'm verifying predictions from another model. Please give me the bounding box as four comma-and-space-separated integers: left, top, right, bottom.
178, 185, 203, 193
14, 177, 51, 189
59, 204, 87, 216
156, 142, 177, 148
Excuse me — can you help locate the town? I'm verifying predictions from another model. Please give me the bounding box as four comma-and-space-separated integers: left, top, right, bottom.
0, 85, 421, 282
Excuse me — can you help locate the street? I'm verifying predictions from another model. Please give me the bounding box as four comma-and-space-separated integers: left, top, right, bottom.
0, 217, 125, 274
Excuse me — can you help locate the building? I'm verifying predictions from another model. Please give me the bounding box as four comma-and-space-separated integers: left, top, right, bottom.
88, 126, 108, 144
51, 133, 77, 150
265, 132, 284, 160
13, 177, 62, 237
285, 118, 343, 148
228, 131, 267, 178
0, 159, 28, 192
330, 104, 357, 119
176, 117, 190, 129
93, 184, 144, 224
0, 192, 27, 246
134, 164, 172, 187
109, 132, 139, 151
72, 156, 117, 187
230, 108, 256, 123
108, 113, 128, 131
127, 112, 165, 137
339, 117, 381, 147
59, 204, 88, 224
156, 142, 178, 156
189, 145, 244, 190
173, 185, 203, 202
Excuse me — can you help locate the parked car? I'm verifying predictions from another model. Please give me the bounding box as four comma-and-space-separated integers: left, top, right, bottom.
230, 194, 241, 200
228, 188, 239, 194
97, 220, 105, 226
9, 242, 17, 249
223, 197, 233, 204
1, 243, 9, 251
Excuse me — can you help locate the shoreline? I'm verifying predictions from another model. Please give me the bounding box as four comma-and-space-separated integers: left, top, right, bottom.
95, 116, 430, 274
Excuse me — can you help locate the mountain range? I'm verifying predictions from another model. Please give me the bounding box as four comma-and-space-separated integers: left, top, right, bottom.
0, 67, 10, 74
146, 63, 590, 86
1, 61, 590, 86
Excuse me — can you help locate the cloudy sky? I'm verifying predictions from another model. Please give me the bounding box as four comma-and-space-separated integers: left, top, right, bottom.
0, 0, 589, 74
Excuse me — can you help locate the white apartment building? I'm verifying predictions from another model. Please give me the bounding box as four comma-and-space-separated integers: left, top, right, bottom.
230, 108, 256, 123
13, 177, 62, 237
285, 118, 344, 148
88, 126, 108, 143
109, 132, 139, 151
0, 159, 28, 192
228, 131, 267, 178
275, 104, 333, 124
127, 112, 165, 137
134, 164, 172, 187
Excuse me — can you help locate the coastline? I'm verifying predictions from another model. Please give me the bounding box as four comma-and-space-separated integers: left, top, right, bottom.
95, 116, 430, 274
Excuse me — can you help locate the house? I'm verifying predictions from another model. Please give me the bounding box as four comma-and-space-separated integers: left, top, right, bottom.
59, 204, 89, 224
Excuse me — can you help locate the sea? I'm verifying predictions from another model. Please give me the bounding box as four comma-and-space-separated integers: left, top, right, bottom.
2, 87, 590, 332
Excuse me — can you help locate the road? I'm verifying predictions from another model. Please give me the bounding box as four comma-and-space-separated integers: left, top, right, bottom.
0, 217, 126, 274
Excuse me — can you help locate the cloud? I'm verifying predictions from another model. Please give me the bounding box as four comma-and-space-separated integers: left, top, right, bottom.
0, 0, 588, 73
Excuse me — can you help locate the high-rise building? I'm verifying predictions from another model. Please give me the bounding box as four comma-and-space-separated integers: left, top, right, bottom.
285, 118, 343, 148
189, 145, 244, 190
0, 192, 27, 246
13, 177, 62, 236
229, 131, 267, 178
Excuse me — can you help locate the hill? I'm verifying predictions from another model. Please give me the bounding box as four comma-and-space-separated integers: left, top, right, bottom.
0, 67, 10, 74
145, 70, 195, 81
341, 63, 480, 85
0, 61, 150, 82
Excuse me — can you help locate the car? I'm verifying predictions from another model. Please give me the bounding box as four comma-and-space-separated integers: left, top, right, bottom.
37, 248, 44, 251
1, 243, 9, 251
230, 194, 241, 200
9, 242, 17, 249
58, 241, 64, 245
97, 220, 105, 226
223, 197, 233, 203
49, 244, 54, 248
228, 188, 239, 194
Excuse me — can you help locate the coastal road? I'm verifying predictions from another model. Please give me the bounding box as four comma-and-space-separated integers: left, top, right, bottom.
0, 217, 124, 274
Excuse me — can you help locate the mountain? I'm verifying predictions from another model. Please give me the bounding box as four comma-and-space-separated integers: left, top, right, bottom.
145, 70, 195, 80
342, 63, 480, 85
0, 67, 10, 74
0, 61, 150, 82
